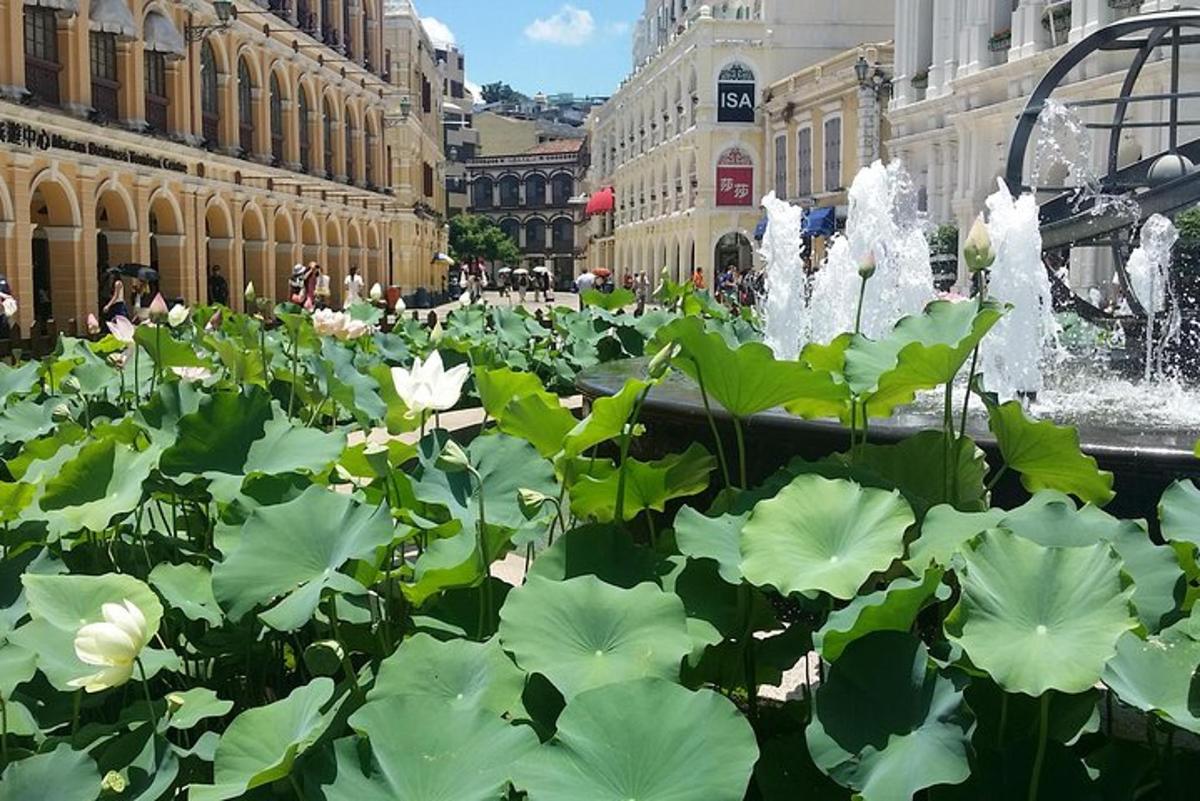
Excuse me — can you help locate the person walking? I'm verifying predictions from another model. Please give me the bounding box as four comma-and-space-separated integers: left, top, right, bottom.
516, 271, 529, 305
314, 264, 331, 309
691, 267, 706, 290
208, 265, 229, 306
576, 269, 596, 295
303, 262, 320, 310
102, 269, 129, 322
635, 271, 649, 316
344, 265, 365, 308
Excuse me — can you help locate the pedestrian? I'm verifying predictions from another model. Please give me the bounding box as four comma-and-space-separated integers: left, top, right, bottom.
517, 271, 529, 305
289, 264, 306, 306
314, 264, 331, 309
130, 278, 149, 322
344, 264, 364, 308
102, 268, 129, 322
635, 271, 649, 316
303, 262, 320, 310
208, 265, 229, 306
576, 269, 595, 295
623, 273, 634, 292
691, 267, 706, 290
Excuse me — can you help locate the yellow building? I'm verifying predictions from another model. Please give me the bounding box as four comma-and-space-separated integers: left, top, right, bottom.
0, 0, 412, 334
382, 0, 447, 297
764, 42, 894, 257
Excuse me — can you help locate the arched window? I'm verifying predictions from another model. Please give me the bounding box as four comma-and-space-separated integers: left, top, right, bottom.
298, 88, 311, 172
90, 30, 120, 122
717, 62, 756, 123
524, 173, 546, 207
144, 50, 169, 134
525, 218, 546, 252
270, 72, 284, 164
499, 218, 520, 246
323, 97, 335, 178
365, 115, 377, 187
473, 177, 493, 209
551, 173, 574, 206
552, 217, 574, 252
345, 105, 357, 182
23, 5, 60, 106
499, 175, 519, 208
238, 59, 254, 154
201, 42, 220, 146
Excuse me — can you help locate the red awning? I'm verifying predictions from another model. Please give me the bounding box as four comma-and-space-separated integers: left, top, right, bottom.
585, 186, 614, 216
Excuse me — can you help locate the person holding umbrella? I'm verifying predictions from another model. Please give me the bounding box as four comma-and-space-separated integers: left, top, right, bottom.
513, 268, 530, 305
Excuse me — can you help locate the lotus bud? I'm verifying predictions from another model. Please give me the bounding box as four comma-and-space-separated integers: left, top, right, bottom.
394, 295, 407, 314
52, 402, 71, 421
518, 488, 552, 520
369, 282, 384, 302
303, 640, 345, 677
244, 282, 257, 306
101, 771, 128, 794
436, 440, 472, 474
858, 249, 877, 280
167, 303, 189, 328
647, 342, 681, 380
430, 321, 444, 343
166, 693, 186, 715
85, 313, 101, 335
205, 309, 223, 332
148, 293, 169, 322
963, 214, 995, 274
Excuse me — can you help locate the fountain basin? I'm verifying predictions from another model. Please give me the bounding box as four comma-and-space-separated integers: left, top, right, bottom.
577, 360, 1200, 522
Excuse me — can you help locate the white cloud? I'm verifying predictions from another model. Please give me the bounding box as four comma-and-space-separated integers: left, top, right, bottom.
606, 20, 631, 37
524, 5, 596, 47
421, 16, 456, 48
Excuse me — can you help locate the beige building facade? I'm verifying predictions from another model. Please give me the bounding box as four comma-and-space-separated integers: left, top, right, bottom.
586, 0, 893, 285
383, 0, 447, 295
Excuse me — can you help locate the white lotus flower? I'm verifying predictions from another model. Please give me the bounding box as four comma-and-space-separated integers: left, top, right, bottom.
171, 366, 213, 382
1, 297, 16, 318
394, 296, 407, 313
107, 316, 136, 344
390, 351, 469, 417
459, 293, 471, 306
167, 304, 189, 328
69, 599, 152, 693
312, 308, 347, 338
336, 318, 372, 341
369, 283, 384, 302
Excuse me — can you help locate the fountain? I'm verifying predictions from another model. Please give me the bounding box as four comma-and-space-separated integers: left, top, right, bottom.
578, 9, 1200, 518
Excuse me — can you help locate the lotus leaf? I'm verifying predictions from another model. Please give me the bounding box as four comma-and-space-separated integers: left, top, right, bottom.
149, 563, 223, 626
165, 686, 234, 730
741, 474, 914, 600
569, 443, 716, 522
1159, 479, 1200, 547
815, 569, 945, 661
369, 633, 526, 715
0, 744, 99, 801
1101, 619, 1200, 734
498, 575, 692, 699
674, 504, 749, 584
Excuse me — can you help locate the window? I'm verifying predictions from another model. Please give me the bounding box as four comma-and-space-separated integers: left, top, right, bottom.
345, 106, 356, 182
552, 218, 574, 252
824, 117, 842, 192
238, 60, 254, 155
499, 176, 519, 208
499, 218, 519, 245
774, 134, 788, 198
144, 52, 168, 134
342, 0, 353, 55
525, 218, 546, 252
552, 173, 574, 206
24, 6, 60, 106
298, 90, 311, 171
423, 163, 434, 198
90, 33, 119, 122
797, 127, 813, 197
473, 177, 493, 209
323, 99, 335, 177
525, 173, 546, 207
201, 42, 220, 146
270, 74, 284, 164
422, 76, 432, 113
365, 119, 377, 186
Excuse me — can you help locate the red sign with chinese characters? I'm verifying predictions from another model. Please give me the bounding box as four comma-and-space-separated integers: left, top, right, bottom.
716, 165, 754, 206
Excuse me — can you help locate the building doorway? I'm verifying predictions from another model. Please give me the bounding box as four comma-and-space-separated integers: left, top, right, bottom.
714, 232, 752, 275
31, 229, 50, 324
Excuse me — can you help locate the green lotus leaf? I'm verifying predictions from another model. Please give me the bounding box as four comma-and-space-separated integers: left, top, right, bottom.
514, 678, 758, 801
0, 481, 35, 525
165, 686, 234, 730
815, 568, 945, 662
37, 437, 154, 539
18, 573, 163, 690
906, 506, 1007, 571
984, 397, 1114, 506
570, 443, 716, 523
1101, 619, 1200, 734
322, 695, 538, 801
0, 643, 36, 699
658, 315, 848, 419
1001, 500, 1183, 632
491, 307, 548, 350
581, 287, 635, 311
848, 431, 989, 513
369, 633, 526, 715
945, 529, 1137, 695
314, 338, 387, 425
741, 474, 914, 600
414, 433, 558, 534
526, 523, 658, 588
674, 504, 749, 584
561, 377, 650, 459
0, 744, 100, 801
149, 563, 224, 626
966, 681, 1101, 747
159, 388, 345, 490
212, 485, 394, 631
806, 632, 973, 801
190, 678, 336, 801
496, 392, 577, 459
0, 360, 40, 405
134, 324, 208, 369
474, 366, 550, 419
1160, 479, 1200, 547
498, 575, 692, 699
403, 523, 515, 606
845, 299, 1005, 418
0, 400, 58, 445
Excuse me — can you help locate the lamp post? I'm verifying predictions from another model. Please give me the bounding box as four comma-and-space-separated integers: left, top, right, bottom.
855, 54, 892, 167
185, 0, 234, 42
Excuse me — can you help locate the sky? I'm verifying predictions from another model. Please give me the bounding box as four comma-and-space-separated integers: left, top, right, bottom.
412, 1, 644, 98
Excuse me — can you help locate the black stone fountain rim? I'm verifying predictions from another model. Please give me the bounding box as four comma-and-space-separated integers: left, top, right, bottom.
576, 360, 1200, 475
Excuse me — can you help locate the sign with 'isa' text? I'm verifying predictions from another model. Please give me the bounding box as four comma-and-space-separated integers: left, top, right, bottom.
717, 62, 756, 124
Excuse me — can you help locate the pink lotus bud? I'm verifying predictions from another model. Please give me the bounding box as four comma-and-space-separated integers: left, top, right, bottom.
148, 293, 169, 321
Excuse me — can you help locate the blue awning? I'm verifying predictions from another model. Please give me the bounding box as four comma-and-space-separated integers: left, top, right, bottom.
804, 206, 836, 237
753, 216, 769, 240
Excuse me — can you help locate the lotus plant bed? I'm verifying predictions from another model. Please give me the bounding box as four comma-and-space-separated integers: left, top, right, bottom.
0, 281, 1196, 801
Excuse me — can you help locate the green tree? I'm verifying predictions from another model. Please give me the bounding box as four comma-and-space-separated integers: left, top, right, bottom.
480, 82, 528, 105
449, 215, 521, 268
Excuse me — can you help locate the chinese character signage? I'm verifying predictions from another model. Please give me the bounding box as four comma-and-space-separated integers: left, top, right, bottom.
717, 62, 756, 124
716, 165, 753, 206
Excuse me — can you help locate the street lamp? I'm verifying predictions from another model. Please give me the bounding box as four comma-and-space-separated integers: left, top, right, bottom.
185, 1, 234, 42
854, 55, 870, 86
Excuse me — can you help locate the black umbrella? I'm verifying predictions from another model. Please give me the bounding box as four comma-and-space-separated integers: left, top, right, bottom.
116, 264, 159, 284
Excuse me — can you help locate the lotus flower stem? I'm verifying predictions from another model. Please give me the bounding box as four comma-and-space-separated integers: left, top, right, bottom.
732, 416, 748, 490
286, 332, 299, 419
958, 283, 988, 440
944, 382, 955, 502
326, 596, 364, 704
1027, 693, 1051, 801
690, 360, 732, 489
854, 275, 868, 336
135, 658, 159, 729
150, 325, 162, 394
739, 583, 758, 723
614, 388, 651, 523
133, 347, 140, 404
